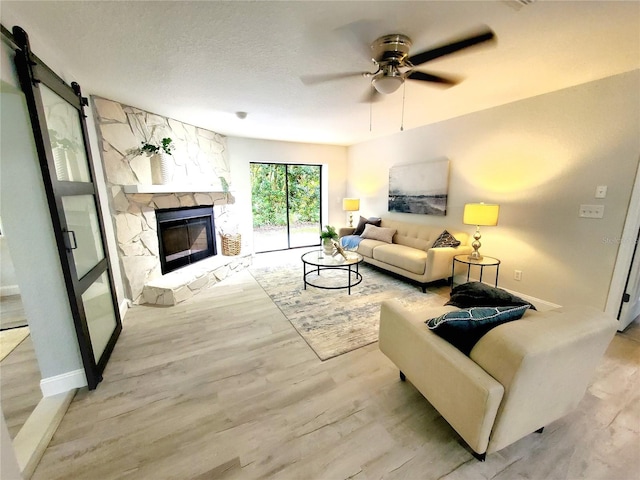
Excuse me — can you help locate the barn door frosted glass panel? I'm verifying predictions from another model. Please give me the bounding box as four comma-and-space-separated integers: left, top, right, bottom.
40, 84, 90, 183
81, 271, 118, 361
61, 195, 105, 279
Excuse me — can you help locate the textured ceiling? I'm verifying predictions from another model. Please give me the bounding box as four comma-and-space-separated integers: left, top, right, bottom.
2, 1, 639, 146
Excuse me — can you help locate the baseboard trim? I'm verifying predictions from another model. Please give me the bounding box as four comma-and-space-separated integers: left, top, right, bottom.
13, 390, 76, 479
0, 284, 20, 297
501, 287, 562, 312
40, 369, 87, 397
119, 298, 130, 320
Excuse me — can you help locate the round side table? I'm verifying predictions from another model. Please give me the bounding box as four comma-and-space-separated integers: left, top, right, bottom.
452, 255, 501, 291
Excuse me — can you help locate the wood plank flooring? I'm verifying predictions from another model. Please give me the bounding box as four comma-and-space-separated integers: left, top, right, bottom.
0, 294, 29, 330
29, 268, 640, 480
0, 333, 42, 438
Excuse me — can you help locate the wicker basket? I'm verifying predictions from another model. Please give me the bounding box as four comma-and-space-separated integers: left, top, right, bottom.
221, 234, 241, 256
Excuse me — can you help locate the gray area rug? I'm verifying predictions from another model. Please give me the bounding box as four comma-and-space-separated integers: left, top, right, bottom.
249, 257, 448, 360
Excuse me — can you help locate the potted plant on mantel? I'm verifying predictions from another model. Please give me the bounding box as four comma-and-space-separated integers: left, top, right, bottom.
320, 225, 338, 255
140, 137, 174, 185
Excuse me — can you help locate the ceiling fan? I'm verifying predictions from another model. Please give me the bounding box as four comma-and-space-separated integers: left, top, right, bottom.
301, 27, 496, 103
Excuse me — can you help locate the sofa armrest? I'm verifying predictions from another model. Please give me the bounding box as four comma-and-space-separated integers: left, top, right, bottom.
379, 300, 504, 454
425, 245, 473, 280
471, 306, 618, 454
338, 227, 356, 238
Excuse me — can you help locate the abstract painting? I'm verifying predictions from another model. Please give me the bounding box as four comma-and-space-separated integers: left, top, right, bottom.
388, 159, 449, 215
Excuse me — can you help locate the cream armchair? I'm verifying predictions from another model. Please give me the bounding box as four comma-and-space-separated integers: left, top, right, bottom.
379, 301, 617, 459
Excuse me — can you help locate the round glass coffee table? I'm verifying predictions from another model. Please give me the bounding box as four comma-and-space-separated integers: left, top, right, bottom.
301, 250, 364, 295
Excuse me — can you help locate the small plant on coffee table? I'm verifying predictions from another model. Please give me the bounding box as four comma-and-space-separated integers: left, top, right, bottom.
320, 225, 338, 254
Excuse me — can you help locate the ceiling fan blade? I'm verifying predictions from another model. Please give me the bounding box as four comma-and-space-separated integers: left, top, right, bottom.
359, 87, 383, 104
300, 71, 367, 86
334, 19, 386, 60
406, 71, 460, 87
407, 28, 495, 66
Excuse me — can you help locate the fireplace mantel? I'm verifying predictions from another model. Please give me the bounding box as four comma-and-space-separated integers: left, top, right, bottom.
122, 184, 230, 194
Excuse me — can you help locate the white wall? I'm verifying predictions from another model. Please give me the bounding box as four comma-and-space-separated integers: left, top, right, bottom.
0, 74, 84, 381
0, 236, 20, 296
226, 137, 348, 248
348, 70, 640, 309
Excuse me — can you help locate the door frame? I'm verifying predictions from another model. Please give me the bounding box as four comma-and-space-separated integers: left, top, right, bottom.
605, 155, 640, 330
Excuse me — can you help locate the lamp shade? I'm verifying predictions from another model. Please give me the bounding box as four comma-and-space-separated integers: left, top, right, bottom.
463, 203, 499, 226
342, 198, 360, 212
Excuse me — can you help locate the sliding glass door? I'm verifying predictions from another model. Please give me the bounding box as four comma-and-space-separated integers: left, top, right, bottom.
250, 163, 321, 253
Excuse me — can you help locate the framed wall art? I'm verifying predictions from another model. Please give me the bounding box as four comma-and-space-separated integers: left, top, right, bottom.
388, 159, 449, 216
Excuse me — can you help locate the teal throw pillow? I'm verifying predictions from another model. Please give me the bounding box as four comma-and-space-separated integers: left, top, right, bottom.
426, 305, 530, 355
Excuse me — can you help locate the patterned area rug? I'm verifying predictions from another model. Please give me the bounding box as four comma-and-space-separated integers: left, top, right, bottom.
249, 254, 448, 360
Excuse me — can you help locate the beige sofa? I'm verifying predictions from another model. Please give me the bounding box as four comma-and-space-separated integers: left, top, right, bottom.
378, 301, 618, 459
339, 219, 472, 292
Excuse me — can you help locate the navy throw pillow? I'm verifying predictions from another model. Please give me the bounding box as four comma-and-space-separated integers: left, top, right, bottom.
426, 305, 530, 355
446, 282, 537, 310
354, 216, 382, 236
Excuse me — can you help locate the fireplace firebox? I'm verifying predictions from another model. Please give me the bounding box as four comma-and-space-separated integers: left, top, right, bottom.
156, 206, 216, 274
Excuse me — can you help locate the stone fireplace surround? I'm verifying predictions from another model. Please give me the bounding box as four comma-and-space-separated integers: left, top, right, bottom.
92, 97, 250, 305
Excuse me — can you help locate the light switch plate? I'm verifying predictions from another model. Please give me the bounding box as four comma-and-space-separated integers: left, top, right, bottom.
595, 186, 607, 198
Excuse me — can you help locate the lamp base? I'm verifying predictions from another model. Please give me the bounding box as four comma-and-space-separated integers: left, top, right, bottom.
467, 227, 483, 261
467, 251, 483, 261
348, 212, 354, 227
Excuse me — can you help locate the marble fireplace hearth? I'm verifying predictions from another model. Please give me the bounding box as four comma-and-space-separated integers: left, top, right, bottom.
142, 253, 251, 306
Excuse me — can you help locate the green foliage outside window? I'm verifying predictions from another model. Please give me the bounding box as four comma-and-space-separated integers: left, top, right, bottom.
250, 164, 320, 228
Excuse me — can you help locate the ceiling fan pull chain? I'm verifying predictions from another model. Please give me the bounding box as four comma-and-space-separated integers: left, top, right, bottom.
369, 86, 373, 132
400, 81, 406, 131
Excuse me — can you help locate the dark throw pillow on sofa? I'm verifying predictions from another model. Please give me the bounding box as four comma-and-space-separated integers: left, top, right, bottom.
426, 305, 530, 355
432, 230, 461, 248
354, 216, 382, 236
446, 282, 537, 310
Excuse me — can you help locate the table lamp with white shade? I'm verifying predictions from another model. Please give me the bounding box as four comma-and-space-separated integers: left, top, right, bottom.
343, 198, 360, 227
463, 203, 500, 260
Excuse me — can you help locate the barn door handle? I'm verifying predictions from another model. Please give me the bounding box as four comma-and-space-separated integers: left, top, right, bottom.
64, 229, 78, 251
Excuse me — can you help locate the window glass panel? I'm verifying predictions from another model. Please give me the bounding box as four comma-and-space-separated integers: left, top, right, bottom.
61, 195, 105, 278
288, 165, 321, 248
40, 84, 90, 182
82, 271, 117, 362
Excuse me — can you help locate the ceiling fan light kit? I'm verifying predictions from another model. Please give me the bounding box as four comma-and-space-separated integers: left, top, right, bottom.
372, 73, 403, 94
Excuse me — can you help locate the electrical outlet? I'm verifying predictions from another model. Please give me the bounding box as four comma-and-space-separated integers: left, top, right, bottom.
595, 186, 607, 198
579, 205, 605, 218
514, 270, 522, 281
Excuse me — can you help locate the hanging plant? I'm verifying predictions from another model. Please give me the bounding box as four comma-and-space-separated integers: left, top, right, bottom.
140, 137, 174, 156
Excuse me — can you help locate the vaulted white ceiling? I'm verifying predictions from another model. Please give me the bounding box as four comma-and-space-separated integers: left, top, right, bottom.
2, 1, 639, 146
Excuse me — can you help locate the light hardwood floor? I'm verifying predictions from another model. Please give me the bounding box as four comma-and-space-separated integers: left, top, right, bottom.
30, 268, 639, 480
0, 294, 29, 331
0, 333, 42, 438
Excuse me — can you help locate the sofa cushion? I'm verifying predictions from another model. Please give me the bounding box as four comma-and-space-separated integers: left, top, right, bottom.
372, 244, 428, 275
432, 230, 461, 248
361, 224, 396, 243
379, 219, 439, 251
446, 282, 537, 310
426, 305, 530, 355
354, 216, 382, 236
